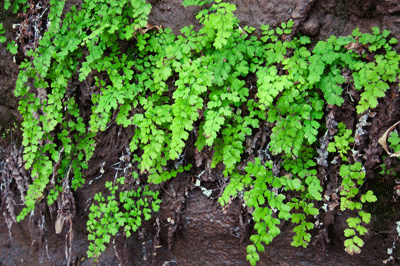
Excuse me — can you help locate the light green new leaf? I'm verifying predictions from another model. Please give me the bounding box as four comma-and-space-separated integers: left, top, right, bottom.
361, 190, 377, 203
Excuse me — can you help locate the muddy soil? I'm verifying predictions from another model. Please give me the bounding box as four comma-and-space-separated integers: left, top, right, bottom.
2, 0, 400, 265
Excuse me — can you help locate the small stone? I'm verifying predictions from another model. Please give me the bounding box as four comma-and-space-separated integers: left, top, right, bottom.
301, 18, 320, 36
291, 9, 302, 19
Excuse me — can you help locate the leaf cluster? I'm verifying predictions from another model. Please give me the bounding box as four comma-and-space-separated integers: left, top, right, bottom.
4, 0, 28, 13
87, 176, 161, 259
339, 162, 377, 255
327, 122, 354, 161
220, 148, 321, 265
14, 0, 150, 221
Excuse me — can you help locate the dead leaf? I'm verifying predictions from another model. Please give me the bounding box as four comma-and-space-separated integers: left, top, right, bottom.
55, 212, 65, 234
344, 42, 361, 51
391, 151, 400, 157
133, 23, 162, 39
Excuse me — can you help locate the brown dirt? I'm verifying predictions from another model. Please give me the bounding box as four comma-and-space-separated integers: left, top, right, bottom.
2, 0, 400, 265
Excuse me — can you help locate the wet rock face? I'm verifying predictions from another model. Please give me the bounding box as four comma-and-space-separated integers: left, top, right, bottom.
166, 189, 245, 265
0, 11, 21, 142
154, 174, 245, 265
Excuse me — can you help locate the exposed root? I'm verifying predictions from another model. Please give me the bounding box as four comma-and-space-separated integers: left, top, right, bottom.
0, 144, 30, 242
55, 166, 76, 266
317, 107, 338, 169
28, 202, 49, 259
12, 0, 49, 56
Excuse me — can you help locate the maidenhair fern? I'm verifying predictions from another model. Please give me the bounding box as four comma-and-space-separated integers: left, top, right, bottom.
87, 177, 161, 260
7, 0, 396, 263
339, 163, 377, 255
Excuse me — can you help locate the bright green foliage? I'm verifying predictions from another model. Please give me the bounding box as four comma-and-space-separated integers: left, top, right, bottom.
7, 40, 17, 54
350, 28, 400, 113
15, 0, 151, 221
319, 68, 345, 106
343, 211, 371, 255
220, 148, 321, 265
182, 0, 217, 7
267, 92, 323, 156
283, 148, 323, 202
196, 2, 238, 49
211, 105, 261, 176
7, 0, 398, 263
4, 0, 28, 13
0, 23, 5, 43
220, 146, 322, 264
339, 162, 377, 255
327, 122, 354, 161
87, 177, 161, 259
170, 57, 213, 159
283, 147, 321, 248
388, 131, 400, 153
339, 163, 366, 211
231, 158, 291, 265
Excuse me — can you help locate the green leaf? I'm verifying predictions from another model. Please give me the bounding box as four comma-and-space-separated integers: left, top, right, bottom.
359, 211, 372, 224
319, 71, 345, 106
255, 242, 265, 252
292, 178, 302, 190
308, 58, 325, 84
347, 217, 361, 228
344, 229, 355, 237
269, 226, 281, 237
356, 225, 368, 235
361, 190, 377, 203
372, 27, 380, 35
353, 235, 364, 247
389, 38, 398, 45
7, 41, 18, 54
247, 244, 256, 254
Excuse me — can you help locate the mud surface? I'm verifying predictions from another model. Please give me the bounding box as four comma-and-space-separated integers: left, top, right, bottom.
2, 0, 400, 265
